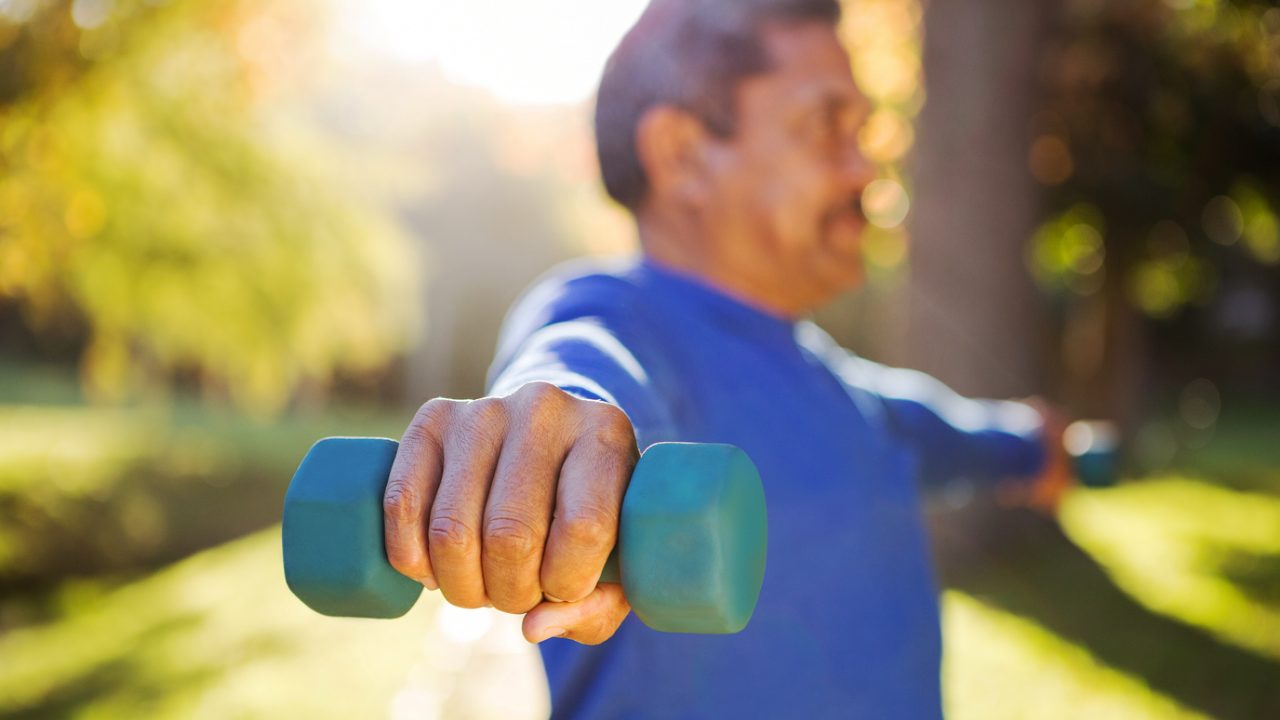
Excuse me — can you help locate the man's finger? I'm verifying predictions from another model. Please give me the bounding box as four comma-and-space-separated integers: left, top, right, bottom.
522, 583, 631, 645
384, 400, 455, 589
481, 425, 562, 614
540, 407, 636, 603
428, 399, 506, 609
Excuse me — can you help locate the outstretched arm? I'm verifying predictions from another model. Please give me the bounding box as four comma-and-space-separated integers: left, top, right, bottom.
802, 325, 1049, 489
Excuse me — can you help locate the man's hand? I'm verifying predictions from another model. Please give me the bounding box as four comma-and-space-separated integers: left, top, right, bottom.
382, 381, 638, 644
998, 399, 1072, 514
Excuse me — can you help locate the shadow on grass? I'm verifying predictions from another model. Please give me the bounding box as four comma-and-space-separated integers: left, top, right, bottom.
931, 499, 1280, 720
1, 612, 298, 719
0, 401, 409, 597
1209, 547, 1280, 607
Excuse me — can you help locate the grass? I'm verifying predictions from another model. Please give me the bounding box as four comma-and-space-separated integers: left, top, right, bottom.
0, 527, 547, 719
0, 512, 1227, 720
934, 480, 1280, 719
1061, 479, 1280, 663
0, 400, 409, 592
943, 591, 1205, 720
3, 475, 1276, 718
0, 363, 1276, 718
0, 529, 435, 718
1182, 404, 1280, 496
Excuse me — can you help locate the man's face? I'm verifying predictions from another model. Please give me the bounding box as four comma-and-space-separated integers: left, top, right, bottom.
703, 22, 874, 312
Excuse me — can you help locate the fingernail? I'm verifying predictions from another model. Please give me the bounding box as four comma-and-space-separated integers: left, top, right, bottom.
532, 626, 567, 643
420, 576, 438, 591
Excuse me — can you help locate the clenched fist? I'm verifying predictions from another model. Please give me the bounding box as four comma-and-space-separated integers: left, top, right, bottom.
383, 381, 639, 644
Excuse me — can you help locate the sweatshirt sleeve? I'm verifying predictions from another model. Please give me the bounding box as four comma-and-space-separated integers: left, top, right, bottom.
800, 323, 1046, 488
485, 265, 679, 448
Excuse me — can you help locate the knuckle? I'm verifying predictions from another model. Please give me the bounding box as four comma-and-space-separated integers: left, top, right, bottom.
557, 507, 616, 552
460, 397, 508, 439
386, 544, 426, 579
518, 381, 567, 407
520, 383, 570, 433
427, 515, 476, 555
382, 479, 417, 521
408, 398, 455, 440
482, 515, 543, 564
585, 407, 636, 454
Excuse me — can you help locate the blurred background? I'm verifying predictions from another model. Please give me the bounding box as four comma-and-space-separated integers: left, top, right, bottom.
0, 0, 1277, 717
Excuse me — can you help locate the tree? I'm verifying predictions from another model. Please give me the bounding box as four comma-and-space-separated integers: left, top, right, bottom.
0, 0, 415, 415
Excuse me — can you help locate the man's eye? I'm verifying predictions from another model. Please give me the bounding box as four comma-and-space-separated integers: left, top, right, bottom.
794, 111, 827, 140
820, 109, 854, 149
798, 109, 838, 144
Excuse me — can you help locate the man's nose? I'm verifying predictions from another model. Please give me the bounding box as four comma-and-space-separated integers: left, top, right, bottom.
835, 140, 875, 192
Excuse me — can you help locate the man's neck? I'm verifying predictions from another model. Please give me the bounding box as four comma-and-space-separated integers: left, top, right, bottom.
636, 212, 802, 320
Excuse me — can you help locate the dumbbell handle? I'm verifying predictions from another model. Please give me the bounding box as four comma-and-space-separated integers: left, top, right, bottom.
599, 549, 621, 585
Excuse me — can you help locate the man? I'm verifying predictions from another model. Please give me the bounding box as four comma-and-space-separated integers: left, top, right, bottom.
383, 0, 1067, 716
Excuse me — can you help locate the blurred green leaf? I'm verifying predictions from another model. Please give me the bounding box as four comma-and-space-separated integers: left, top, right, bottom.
0, 0, 417, 415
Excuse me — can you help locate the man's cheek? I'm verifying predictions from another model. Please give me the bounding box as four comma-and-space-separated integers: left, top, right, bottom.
760, 187, 822, 253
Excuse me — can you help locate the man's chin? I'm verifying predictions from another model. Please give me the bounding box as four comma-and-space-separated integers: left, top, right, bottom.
824, 212, 864, 252
823, 221, 865, 268
825, 225, 867, 288
830, 257, 865, 294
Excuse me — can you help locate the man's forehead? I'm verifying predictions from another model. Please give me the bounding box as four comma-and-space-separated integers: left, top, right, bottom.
755, 21, 863, 105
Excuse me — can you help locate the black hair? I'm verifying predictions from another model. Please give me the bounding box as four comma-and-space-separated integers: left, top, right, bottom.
594, 0, 842, 210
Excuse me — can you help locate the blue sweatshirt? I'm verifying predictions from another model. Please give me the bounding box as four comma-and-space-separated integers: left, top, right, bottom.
487, 256, 1045, 719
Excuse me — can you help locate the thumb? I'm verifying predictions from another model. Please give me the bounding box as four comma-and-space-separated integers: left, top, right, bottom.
523, 583, 630, 645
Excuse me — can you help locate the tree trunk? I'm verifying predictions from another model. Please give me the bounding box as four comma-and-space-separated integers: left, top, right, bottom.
904, 0, 1055, 399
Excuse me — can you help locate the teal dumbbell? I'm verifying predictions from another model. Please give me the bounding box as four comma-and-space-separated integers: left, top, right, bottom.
1064, 420, 1120, 488
282, 438, 767, 634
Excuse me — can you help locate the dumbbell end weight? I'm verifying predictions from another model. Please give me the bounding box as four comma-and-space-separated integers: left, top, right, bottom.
616, 442, 766, 634
282, 437, 422, 618
1065, 420, 1120, 489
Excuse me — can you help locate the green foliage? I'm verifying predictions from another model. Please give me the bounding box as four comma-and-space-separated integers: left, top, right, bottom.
1030, 203, 1108, 295
1031, 1, 1280, 320
0, 0, 416, 415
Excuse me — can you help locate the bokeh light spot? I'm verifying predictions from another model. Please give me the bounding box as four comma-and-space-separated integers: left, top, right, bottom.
1147, 220, 1190, 268
1179, 378, 1221, 431
861, 178, 910, 229
1029, 135, 1073, 185
862, 227, 908, 269
1202, 195, 1243, 245
858, 109, 914, 163
70, 0, 113, 29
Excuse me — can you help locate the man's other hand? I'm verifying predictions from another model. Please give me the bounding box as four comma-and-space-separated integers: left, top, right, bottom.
382, 381, 638, 645
998, 399, 1072, 514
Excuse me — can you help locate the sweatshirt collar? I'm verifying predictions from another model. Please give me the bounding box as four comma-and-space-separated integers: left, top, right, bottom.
635, 257, 798, 346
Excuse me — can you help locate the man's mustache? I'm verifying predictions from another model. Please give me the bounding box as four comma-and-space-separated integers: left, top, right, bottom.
824, 192, 867, 225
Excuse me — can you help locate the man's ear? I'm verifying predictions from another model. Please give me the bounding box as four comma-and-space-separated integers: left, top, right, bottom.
635, 105, 716, 207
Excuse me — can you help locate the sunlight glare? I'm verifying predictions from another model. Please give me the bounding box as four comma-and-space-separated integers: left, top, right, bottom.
333, 0, 649, 105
